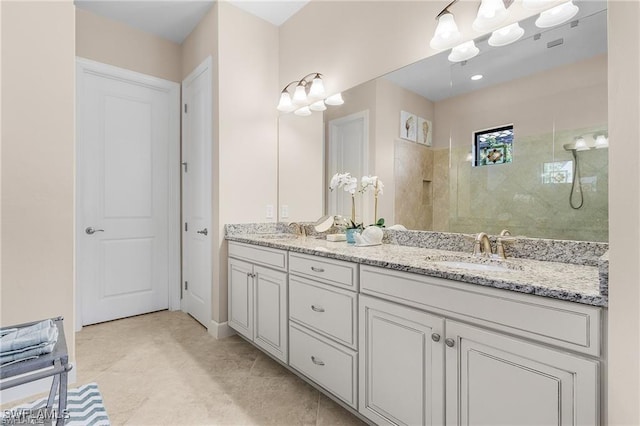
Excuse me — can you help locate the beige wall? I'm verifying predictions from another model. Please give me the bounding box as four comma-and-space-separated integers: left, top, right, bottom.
1, 1, 76, 357
434, 54, 608, 149
76, 8, 182, 83
608, 1, 640, 423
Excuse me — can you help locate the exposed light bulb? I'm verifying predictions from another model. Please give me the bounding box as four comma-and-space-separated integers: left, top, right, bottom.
294, 106, 312, 117
292, 84, 308, 105
535, 1, 579, 28
276, 91, 295, 112
308, 74, 326, 100
310, 100, 327, 112
488, 23, 525, 47
324, 93, 344, 106
430, 11, 462, 51
472, 0, 508, 33
448, 40, 480, 63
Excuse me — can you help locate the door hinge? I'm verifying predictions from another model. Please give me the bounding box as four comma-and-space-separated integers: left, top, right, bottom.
184, 104, 188, 113
184, 222, 188, 232
185, 281, 188, 290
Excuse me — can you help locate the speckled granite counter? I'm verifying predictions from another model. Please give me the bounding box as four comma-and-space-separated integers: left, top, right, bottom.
225, 226, 608, 308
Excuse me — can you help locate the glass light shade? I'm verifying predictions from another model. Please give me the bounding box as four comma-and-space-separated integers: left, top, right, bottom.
448, 40, 480, 63
535, 1, 579, 28
276, 91, 295, 112
488, 23, 525, 47
574, 136, 588, 151
294, 106, 312, 116
429, 12, 462, 50
292, 84, 308, 105
309, 100, 327, 112
308, 75, 326, 100
472, 0, 508, 33
522, 0, 556, 10
324, 93, 344, 106
594, 134, 609, 149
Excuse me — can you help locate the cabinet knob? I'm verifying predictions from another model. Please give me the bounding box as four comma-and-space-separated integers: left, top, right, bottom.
310, 266, 325, 273
431, 333, 441, 342
311, 305, 325, 313
445, 338, 455, 348
311, 356, 325, 366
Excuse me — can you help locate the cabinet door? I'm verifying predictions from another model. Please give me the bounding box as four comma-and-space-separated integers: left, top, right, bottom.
227, 258, 254, 340
445, 321, 599, 426
359, 294, 445, 426
253, 265, 288, 363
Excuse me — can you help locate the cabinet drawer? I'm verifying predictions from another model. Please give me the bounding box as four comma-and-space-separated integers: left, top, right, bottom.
289, 276, 357, 349
360, 265, 602, 357
289, 252, 358, 291
228, 241, 287, 271
289, 323, 358, 408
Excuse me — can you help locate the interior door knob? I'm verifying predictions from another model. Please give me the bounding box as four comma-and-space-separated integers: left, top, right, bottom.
85, 227, 104, 235
197, 228, 208, 236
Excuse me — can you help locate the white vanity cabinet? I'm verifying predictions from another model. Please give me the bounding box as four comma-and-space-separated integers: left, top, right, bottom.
228, 242, 288, 362
359, 294, 445, 426
287, 252, 360, 408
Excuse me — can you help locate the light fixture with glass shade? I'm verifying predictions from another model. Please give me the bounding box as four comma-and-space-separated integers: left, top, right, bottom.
594, 133, 609, 149
430, 1, 463, 51
472, 0, 508, 33
277, 73, 343, 116
535, 1, 579, 28
488, 22, 525, 47
573, 136, 589, 151
522, 0, 556, 11
448, 40, 480, 62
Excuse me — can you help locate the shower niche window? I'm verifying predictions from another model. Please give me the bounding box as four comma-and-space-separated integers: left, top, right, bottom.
473, 125, 514, 167
542, 161, 573, 184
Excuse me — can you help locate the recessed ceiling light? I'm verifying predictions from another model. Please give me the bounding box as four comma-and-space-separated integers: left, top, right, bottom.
471, 74, 484, 81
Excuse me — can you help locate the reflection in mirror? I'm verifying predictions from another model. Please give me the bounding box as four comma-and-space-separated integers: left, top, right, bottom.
303, 0, 607, 241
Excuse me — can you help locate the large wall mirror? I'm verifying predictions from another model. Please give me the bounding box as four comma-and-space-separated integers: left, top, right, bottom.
278, 0, 608, 242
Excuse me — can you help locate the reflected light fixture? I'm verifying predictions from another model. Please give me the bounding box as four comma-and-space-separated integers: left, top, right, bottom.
472, 0, 508, 33
448, 40, 480, 62
594, 134, 609, 149
574, 136, 588, 151
488, 22, 525, 47
430, 1, 462, 51
535, 1, 579, 28
277, 73, 341, 115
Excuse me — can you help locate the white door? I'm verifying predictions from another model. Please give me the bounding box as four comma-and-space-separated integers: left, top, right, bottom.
76, 59, 180, 327
182, 57, 213, 328
445, 321, 599, 426
359, 295, 445, 426
328, 111, 369, 223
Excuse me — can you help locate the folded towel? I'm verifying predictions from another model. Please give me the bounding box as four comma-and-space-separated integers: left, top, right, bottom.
0, 320, 58, 365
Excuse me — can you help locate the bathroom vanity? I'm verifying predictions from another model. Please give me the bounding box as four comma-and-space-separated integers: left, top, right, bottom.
226, 225, 607, 426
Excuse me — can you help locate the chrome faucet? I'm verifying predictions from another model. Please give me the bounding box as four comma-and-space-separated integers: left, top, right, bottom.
473, 232, 493, 257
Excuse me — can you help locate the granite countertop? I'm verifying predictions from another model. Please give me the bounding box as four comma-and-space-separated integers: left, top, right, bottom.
226, 232, 607, 308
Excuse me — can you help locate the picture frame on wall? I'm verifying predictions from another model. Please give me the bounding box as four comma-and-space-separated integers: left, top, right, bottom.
417, 117, 432, 146
400, 111, 417, 142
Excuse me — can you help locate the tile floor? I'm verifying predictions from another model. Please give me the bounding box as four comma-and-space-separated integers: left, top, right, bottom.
74, 310, 366, 425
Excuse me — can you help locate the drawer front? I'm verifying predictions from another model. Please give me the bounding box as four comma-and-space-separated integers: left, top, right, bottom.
228, 241, 287, 271
289, 252, 358, 291
289, 323, 358, 408
289, 276, 357, 349
360, 265, 602, 357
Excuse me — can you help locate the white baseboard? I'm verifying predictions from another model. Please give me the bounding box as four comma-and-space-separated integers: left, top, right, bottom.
0, 363, 77, 406
208, 320, 235, 340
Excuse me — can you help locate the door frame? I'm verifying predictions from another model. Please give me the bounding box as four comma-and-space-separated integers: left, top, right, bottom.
75, 57, 181, 331
180, 56, 213, 325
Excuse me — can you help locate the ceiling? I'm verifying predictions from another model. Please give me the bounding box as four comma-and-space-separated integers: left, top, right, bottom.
383, 0, 607, 102
74, 0, 310, 44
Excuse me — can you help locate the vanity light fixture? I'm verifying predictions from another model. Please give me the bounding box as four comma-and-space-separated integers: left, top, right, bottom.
277, 73, 342, 115
488, 22, 525, 47
535, 1, 579, 28
472, 0, 508, 33
573, 136, 589, 151
430, 1, 463, 50
448, 40, 480, 62
594, 134, 609, 149
522, 0, 556, 11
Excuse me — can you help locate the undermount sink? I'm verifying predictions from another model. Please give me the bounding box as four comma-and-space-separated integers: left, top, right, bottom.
425, 253, 523, 273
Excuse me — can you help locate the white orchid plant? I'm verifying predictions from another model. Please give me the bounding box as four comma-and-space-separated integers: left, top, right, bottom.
329, 172, 385, 229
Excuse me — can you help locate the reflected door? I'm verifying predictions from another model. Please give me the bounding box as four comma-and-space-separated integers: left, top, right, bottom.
77, 60, 179, 326
328, 111, 369, 222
